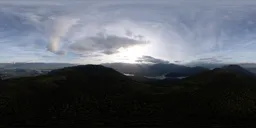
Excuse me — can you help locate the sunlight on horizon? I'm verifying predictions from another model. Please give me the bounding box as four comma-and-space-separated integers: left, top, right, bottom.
116, 44, 149, 63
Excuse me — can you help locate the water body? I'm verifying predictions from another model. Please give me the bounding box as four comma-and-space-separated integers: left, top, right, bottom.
123, 73, 187, 80
145, 76, 187, 80
123, 73, 134, 76
144, 76, 166, 80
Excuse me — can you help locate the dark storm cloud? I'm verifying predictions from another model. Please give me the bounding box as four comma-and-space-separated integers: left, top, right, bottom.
69, 34, 148, 55
136, 56, 169, 64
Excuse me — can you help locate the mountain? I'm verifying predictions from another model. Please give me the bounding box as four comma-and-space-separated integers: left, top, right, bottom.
184, 65, 255, 83
161, 65, 256, 126
0, 65, 152, 126
222, 65, 256, 77
185, 62, 256, 74
0, 68, 49, 79
239, 63, 256, 68
0, 63, 76, 79
103, 63, 208, 77
0, 62, 208, 80
185, 62, 225, 69
102, 63, 149, 76
1, 64, 256, 126
165, 66, 208, 77
247, 68, 256, 74
0, 63, 76, 70
238, 63, 256, 74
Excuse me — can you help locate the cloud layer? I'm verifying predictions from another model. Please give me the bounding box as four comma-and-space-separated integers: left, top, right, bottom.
1, 0, 256, 64
69, 33, 148, 55
136, 56, 169, 64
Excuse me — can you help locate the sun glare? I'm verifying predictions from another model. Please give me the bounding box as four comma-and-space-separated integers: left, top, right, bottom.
117, 45, 147, 63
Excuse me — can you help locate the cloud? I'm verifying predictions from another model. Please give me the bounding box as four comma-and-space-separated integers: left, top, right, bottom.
174, 60, 182, 63
55, 50, 66, 55
47, 17, 79, 53
198, 57, 223, 63
196, 56, 232, 63
136, 56, 169, 64
125, 30, 133, 36
69, 34, 148, 55
2, 0, 256, 63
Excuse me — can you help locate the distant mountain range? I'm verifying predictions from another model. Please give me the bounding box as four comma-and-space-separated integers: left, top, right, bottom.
104, 62, 256, 76
103, 63, 209, 77
184, 65, 256, 83
0, 63, 76, 70
1, 62, 256, 80
0, 63, 76, 79
1, 62, 256, 70
186, 62, 256, 71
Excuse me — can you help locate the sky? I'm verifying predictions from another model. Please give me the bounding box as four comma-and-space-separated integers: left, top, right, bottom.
1, 0, 256, 64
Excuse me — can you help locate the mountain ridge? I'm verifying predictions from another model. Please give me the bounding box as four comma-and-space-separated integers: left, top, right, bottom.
103, 63, 209, 77
0, 64, 256, 126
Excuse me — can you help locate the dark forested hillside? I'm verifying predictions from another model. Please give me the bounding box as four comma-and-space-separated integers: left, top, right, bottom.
0, 65, 256, 126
